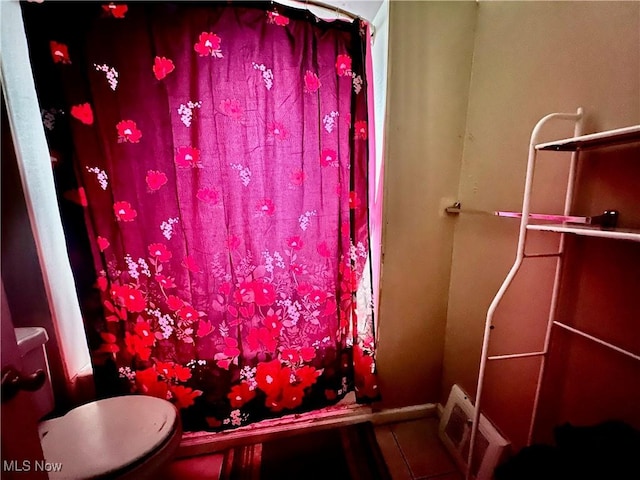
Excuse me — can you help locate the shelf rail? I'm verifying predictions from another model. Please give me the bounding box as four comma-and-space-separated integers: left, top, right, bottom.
465, 108, 584, 480
553, 321, 640, 362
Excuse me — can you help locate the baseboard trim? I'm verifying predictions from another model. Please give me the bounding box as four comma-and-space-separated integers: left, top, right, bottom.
370, 403, 438, 425
177, 402, 437, 458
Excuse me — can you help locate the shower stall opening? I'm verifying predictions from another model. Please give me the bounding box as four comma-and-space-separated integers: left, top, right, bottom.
13, 0, 383, 434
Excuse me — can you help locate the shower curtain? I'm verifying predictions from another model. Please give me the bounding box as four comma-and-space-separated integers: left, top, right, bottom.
23, 1, 378, 431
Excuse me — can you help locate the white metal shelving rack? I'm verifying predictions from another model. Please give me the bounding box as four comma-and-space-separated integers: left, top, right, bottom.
465, 109, 640, 480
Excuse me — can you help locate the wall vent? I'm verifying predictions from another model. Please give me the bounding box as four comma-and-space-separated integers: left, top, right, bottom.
439, 384, 510, 480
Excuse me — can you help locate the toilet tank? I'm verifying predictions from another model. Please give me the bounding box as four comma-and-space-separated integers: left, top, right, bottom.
14, 327, 55, 420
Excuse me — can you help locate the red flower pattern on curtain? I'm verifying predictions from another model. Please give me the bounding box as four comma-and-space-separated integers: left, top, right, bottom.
24, 1, 378, 431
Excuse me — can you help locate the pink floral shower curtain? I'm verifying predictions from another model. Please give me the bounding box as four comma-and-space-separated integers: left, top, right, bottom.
24, 1, 378, 431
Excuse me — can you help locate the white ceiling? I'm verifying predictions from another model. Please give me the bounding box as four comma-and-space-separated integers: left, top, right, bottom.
325, 1, 385, 21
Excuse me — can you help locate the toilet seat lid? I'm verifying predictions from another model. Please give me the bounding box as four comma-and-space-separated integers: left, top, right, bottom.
40, 395, 178, 479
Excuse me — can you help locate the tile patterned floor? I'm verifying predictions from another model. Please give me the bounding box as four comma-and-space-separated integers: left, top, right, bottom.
161, 453, 225, 480
375, 418, 463, 480
162, 416, 463, 480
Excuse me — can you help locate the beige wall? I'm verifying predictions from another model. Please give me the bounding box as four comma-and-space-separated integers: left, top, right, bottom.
442, 1, 640, 448
376, 1, 477, 407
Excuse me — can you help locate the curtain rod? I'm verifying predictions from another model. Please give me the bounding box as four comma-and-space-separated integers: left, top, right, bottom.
273, 0, 360, 22
273, 0, 377, 37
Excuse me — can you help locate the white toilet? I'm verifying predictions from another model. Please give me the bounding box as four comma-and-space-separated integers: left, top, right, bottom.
15, 327, 183, 479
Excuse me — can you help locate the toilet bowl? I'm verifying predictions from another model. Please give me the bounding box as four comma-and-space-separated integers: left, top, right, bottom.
39, 395, 182, 479
15, 327, 182, 479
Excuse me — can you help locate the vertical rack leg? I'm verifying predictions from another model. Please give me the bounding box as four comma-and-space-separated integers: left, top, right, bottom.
465, 109, 583, 480
527, 108, 584, 444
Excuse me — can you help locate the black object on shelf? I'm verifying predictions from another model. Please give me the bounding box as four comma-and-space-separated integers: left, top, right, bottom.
598, 210, 619, 229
